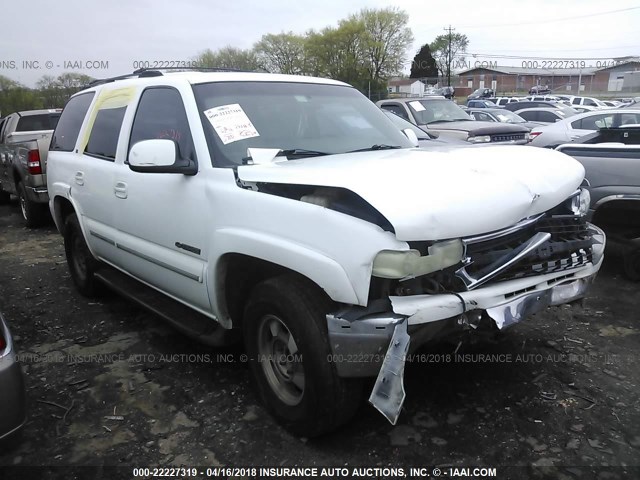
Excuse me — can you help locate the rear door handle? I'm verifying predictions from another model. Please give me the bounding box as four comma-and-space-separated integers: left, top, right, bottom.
74, 171, 84, 186
114, 181, 127, 199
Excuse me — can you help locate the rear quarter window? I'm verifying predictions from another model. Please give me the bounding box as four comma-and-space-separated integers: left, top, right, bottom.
51, 92, 96, 152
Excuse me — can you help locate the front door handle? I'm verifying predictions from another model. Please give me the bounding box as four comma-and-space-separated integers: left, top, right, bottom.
74, 171, 84, 186
114, 181, 127, 199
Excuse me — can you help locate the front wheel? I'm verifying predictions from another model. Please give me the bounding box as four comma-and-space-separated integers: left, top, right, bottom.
623, 248, 640, 282
64, 213, 101, 297
243, 274, 363, 437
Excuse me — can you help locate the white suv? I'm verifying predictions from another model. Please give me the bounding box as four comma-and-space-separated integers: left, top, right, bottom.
47, 70, 605, 436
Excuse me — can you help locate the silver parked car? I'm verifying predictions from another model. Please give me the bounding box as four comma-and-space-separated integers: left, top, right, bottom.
530, 109, 640, 147
0, 312, 26, 442
515, 107, 573, 125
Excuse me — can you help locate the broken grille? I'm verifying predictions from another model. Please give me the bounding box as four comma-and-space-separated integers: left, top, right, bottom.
463, 215, 593, 283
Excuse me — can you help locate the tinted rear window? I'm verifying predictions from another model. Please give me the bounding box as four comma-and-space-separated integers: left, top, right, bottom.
85, 107, 127, 160
51, 92, 95, 152
16, 113, 61, 132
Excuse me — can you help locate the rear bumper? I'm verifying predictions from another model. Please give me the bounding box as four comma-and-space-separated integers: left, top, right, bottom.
0, 315, 27, 441
328, 224, 605, 378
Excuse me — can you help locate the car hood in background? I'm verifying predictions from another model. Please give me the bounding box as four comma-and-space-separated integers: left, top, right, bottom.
237, 147, 584, 241
421, 121, 529, 135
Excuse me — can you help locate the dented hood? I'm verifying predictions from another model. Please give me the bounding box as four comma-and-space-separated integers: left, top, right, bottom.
237, 146, 585, 241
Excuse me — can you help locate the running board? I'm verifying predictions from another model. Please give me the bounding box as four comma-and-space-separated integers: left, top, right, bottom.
94, 267, 238, 347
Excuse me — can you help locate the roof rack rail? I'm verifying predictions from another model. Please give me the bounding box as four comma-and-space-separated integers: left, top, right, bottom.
86, 66, 270, 87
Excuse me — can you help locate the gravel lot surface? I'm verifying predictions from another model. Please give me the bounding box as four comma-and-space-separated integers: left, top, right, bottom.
0, 201, 638, 480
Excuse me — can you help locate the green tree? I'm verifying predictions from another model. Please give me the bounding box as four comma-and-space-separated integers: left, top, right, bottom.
35, 73, 93, 108
254, 32, 307, 74
410, 43, 438, 80
195, 47, 263, 71
430, 32, 469, 84
0, 75, 42, 114
352, 7, 413, 82
305, 20, 368, 89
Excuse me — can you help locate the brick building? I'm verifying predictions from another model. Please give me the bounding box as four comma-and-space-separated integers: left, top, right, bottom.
456, 60, 640, 95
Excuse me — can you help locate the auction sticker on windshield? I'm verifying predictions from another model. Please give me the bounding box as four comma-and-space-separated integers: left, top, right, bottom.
409, 101, 426, 112
204, 104, 260, 144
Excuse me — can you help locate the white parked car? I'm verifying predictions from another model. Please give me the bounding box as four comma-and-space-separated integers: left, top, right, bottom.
47, 70, 604, 436
491, 97, 520, 106
570, 96, 608, 109
529, 109, 640, 147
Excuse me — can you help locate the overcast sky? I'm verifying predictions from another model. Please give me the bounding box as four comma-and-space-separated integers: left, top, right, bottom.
2, 0, 639, 86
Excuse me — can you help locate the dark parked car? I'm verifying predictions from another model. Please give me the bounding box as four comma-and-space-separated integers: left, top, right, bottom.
467, 88, 494, 101
376, 97, 530, 144
529, 85, 551, 95
570, 125, 640, 145
0, 312, 26, 443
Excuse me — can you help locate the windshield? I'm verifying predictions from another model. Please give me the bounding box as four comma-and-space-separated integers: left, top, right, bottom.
192, 81, 413, 167
407, 99, 471, 124
493, 110, 526, 123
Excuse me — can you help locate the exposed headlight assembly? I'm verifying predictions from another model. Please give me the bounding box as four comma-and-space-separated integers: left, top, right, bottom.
569, 187, 591, 216
372, 239, 465, 280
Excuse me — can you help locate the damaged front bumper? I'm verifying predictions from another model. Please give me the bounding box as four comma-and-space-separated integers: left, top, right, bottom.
327, 224, 605, 424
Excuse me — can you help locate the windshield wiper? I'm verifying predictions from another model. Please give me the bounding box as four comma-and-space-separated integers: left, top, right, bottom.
277, 148, 331, 158
428, 119, 471, 123
347, 144, 403, 153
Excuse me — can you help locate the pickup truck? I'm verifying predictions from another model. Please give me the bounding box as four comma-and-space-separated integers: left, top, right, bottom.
377, 97, 530, 144
47, 70, 604, 436
557, 140, 640, 279
0, 109, 61, 226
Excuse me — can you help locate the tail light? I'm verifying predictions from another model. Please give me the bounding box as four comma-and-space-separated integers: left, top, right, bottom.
529, 132, 542, 142
27, 149, 42, 175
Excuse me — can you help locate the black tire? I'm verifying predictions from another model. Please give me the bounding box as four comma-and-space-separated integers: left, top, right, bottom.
623, 248, 640, 282
243, 274, 363, 437
64, 213, 101, 297
17, 182, 47, 227
0, 189, 10, 205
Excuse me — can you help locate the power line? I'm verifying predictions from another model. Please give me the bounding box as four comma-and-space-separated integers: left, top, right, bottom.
458, 6, 640, 28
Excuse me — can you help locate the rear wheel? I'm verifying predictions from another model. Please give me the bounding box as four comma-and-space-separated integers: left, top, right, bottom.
17, 182, 47, 227
243, 274, 363, 437
64, 213, 101, 297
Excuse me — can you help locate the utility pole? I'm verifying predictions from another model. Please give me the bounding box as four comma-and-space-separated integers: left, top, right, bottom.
444, 25, 454, 87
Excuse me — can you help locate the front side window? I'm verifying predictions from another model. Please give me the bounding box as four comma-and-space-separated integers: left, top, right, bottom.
518, 111, 537, 122
538, 111, 559, 123
51, 92, 95, 152
192, 82, 412, 167
129, 87, 196, 162
381, 104, 409, 121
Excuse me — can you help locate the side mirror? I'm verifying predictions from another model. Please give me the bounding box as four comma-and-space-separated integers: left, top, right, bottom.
128, 139, 197, 175
402, 128, 419, 147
